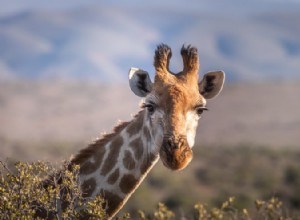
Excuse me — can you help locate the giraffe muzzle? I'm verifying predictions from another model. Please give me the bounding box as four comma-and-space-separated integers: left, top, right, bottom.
159, 136, 193, 171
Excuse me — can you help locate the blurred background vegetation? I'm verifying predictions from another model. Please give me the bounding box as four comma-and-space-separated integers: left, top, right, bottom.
123, 145, 300, 218
2, 143, 300, 218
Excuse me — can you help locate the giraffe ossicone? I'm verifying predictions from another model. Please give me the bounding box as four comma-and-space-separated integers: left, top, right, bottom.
46, 44, 225, 219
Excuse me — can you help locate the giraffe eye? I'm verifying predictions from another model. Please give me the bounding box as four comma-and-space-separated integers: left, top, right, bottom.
195, 106, 208, 115
144, 103, 155, 114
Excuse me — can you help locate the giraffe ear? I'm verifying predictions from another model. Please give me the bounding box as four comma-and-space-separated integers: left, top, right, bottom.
199, 71, 225, 99
128, 67, 153, 97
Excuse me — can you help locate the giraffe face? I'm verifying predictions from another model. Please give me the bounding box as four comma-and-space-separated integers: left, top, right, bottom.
143, 81, 206, 170
129, 44, 225, 171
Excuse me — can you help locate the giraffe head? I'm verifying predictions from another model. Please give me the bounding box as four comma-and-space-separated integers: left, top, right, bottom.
129, 44, 224, 171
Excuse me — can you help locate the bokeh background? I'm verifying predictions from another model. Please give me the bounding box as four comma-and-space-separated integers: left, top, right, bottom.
1, 0, 300, 217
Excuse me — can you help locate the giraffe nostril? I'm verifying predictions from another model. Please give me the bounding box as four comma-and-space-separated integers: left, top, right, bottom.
168, 138, 177, 149
162, 137, 175, 151
178, 139, 185, 149
164, 137, 188, 150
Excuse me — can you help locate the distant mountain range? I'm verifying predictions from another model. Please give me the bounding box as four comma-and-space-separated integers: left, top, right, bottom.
0, 2, 300, 82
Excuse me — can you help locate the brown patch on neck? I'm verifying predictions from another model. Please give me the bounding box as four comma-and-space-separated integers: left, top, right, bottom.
107, 168, 120, 185
123, 150, 136, 170
79, 144, 106, 175
129, 137, 143, 160
101, 190, 123, 217
100, 136, 123, 176
81, 178, 96, 197
119, 174, 138, 194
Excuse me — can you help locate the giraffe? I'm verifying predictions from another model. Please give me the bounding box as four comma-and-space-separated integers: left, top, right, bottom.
64, 44, 224, 219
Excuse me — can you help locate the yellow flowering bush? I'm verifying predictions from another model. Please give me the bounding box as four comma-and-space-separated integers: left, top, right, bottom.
0, 161, 106, 219
194, 197, 293, 220
0, 160, 297, 219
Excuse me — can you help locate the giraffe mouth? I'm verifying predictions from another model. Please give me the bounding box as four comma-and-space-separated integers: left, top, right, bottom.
159, 137, 193, 171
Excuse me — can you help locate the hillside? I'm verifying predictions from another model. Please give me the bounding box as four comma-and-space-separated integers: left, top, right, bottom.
1, 80, 299, 161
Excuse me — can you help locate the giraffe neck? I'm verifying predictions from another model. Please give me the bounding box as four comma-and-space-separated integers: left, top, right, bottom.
71, 110, 159, 218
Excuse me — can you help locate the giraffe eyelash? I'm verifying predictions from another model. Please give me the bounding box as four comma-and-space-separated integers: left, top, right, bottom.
195, 106, 208, 115
141, 101, 156, 109
141, 102, 157, 115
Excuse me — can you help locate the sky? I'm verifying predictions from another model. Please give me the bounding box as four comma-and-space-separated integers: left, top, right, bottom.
0, 0, 300, 82
1, 0, 300, 16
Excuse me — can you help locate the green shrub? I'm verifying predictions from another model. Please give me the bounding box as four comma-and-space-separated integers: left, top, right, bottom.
0, 160, 298, 220
194, 197, 293, 220
0, 161, 106, 219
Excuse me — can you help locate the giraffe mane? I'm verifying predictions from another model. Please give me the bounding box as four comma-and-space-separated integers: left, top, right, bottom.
71, 122, 130, 165
71, 112, 143, 165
